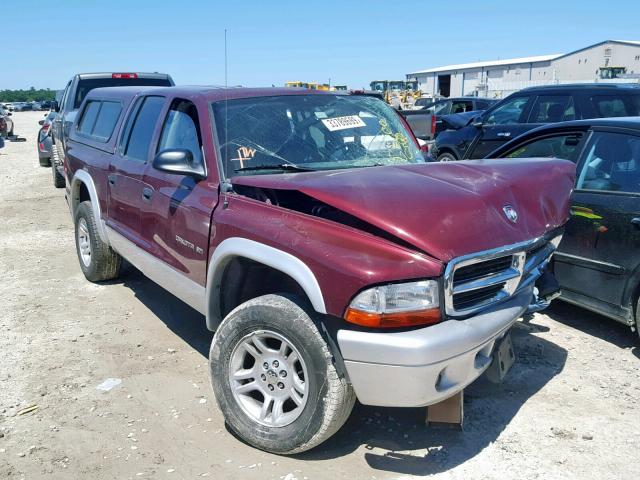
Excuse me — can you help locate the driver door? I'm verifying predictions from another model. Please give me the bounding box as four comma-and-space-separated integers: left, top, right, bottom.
466, 95, 534, 159
141, 98, 215, 285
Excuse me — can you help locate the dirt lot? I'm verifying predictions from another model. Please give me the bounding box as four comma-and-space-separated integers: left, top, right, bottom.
1, 111, 639, 480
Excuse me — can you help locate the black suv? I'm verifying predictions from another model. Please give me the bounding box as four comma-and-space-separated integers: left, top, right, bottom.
433, 84, 640, 162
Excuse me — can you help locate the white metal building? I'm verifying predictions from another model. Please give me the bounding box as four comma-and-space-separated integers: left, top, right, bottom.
407, 40, 640, 99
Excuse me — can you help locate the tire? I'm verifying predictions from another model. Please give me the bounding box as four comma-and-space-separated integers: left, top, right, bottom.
437, 151, 458, 162
74, 201, 122, 282
210, 294, 356, 454
635, 297, 640, 341
52, 161, 65, 188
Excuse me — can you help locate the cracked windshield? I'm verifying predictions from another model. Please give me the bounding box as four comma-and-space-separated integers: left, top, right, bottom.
212, 94, 424, 176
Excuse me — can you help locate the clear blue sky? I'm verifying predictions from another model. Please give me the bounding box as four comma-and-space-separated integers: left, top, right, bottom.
4, 0, 640, 91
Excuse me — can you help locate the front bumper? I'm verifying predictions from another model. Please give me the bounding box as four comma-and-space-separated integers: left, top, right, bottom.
336, 286, 533, 407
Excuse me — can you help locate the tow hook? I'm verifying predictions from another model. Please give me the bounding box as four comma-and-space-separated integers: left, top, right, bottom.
526, 270, 561, 314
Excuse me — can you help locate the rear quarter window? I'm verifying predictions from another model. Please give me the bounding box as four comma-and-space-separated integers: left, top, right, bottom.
77, 101, 101, 135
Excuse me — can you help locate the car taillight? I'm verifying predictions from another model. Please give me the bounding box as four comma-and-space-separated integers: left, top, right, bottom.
39, 142, 45, 152
42, 124, 50, 133
112, 73, 138, 79
0, 118, 5, 129
431, 115, 437, 136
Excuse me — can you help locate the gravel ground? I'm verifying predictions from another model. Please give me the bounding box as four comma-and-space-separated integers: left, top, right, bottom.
1, 111, 639, 480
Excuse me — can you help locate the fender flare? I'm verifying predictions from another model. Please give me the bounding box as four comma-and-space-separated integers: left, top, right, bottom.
70, 170, 109, 244
205, 237, 327, 331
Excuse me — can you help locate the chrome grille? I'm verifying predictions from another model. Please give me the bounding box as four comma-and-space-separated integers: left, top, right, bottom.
444, 234, 561, 318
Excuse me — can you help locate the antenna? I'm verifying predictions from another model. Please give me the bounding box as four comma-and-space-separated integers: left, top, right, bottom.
221, 28, 232, 197
224, 28, 228, 90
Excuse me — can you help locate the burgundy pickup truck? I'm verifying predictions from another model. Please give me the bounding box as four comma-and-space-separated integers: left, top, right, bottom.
64, 86, 574, 454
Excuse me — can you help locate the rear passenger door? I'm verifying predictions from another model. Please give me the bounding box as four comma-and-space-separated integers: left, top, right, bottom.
107, 95, 165, 245
141, 99, 213, 285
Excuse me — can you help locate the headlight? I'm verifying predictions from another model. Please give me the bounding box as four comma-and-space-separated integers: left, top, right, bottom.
344, 280, 440, 328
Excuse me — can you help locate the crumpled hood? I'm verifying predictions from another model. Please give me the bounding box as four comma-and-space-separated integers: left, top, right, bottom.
232, 158, 575, 262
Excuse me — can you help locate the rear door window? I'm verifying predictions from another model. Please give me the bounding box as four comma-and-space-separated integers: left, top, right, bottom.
121, 96, 165, 162
92, 102, 122, 141
589, 94, 640, 118
450, 100, 474, 114
77, 101, 122, 142
528, 95, 575, 123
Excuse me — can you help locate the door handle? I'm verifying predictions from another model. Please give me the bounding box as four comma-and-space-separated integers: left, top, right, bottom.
496, 132, 512, 138
631, 217, 640, 229
108, 174, 116, 185
142, 187, 153, 202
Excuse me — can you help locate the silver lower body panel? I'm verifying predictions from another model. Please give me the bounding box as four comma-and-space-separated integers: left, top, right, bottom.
337, 287, 533, 407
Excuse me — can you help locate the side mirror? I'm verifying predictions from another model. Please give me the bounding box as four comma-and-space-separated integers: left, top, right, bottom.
472, 116, 484, 128
152, 149, 206, 179
38, 119, 45, 126
7, 112, 11, 116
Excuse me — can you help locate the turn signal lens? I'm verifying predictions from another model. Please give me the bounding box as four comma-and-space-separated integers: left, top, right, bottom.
345, 307, 441, 328
344, 280, 440, 328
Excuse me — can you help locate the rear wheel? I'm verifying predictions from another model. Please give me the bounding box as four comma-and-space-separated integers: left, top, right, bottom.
635, 297, 640, 341
210, 294, 355, 454
74, 201, 122, 282
52, 161, 65, 187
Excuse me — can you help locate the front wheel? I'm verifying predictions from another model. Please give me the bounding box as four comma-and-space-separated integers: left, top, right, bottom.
210, 294, 355, 454
437, 151, 458, 162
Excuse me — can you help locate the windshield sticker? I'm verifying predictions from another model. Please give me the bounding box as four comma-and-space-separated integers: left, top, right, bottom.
321, 115, 366, 132
231, 146, 257, 168
314, 111, 328, 119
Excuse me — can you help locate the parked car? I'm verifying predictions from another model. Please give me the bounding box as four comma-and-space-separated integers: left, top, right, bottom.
487, 117, 640, 336
51, 71, 175, 188
0, 108, 13, 138
12, 102, 31, 112
433, 84, 640, 161
31, 102, 42, 111
37, 112, 57, 166
64, 85, 574, 453
401, 97, 498, 141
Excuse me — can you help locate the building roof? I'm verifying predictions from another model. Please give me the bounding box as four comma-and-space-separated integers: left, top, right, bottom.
408, 54, 562, 75
408, 40, 640, 76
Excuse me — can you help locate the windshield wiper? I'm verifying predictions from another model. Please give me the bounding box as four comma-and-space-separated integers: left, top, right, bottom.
235, 163, 316, 173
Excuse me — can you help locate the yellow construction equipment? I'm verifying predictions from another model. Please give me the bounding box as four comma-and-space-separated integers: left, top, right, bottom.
285, 81, 331, 91
369, 80, 422, 109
